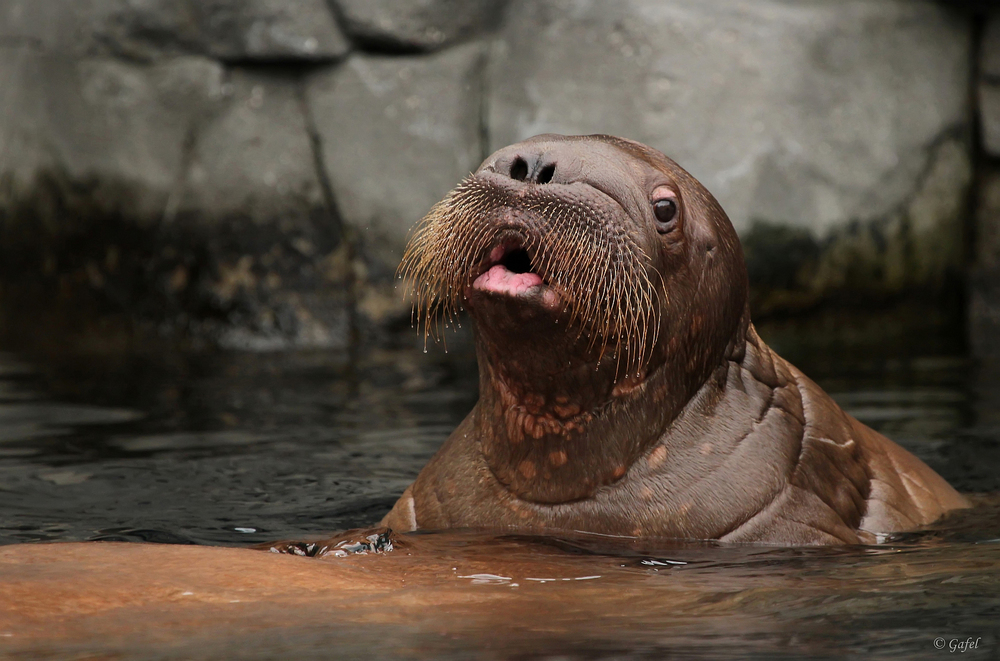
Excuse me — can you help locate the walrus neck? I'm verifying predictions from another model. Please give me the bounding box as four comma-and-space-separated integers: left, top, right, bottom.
474, 351, 632, 503
471, 327, 730, 504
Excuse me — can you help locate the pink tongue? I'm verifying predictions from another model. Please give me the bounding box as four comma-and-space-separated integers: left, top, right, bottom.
473, 264, 543, 296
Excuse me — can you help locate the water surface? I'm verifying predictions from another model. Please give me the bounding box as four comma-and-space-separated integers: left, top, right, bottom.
0, 326, 997, 659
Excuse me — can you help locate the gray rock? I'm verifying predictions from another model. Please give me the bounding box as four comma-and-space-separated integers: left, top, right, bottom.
173, 69, 351, 351
178, 69, 323, 226
0, 46, 347, 350
488, 0, 971, 246
975, 22, 1000, 354
983, 14, 1000, 79
980, 15, 1000, 156
971, 167, 1000, 357
332, 0, 504, 51
0, 49, 225, 222
0, 0, 349, 62
741, 136, 971, 315
106, 0, 349, 62
306, 42, 486, 278
200, 0, 349, 62
0, 0, 84, 53
0, 0, 980, 348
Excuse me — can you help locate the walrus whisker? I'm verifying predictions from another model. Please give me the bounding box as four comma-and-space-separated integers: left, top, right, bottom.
400, 176, 662, 376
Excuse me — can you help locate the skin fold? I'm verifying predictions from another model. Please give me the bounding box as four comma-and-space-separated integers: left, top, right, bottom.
382, 134, 968, 545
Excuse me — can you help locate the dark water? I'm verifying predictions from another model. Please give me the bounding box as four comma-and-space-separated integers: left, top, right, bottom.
1, 324, 999, 659
0, 340, 476, 547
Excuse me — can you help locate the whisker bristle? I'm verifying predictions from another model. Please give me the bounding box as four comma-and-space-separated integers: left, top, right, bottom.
398, 178, 664, 378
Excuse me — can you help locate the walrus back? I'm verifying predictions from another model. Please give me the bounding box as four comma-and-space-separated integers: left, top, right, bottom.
852, 417, 969, 535
785, 361, 969, 540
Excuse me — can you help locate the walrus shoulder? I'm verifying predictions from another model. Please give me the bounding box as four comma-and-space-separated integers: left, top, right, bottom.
380, 414, 498, 532
719, 347, 871, 545
852, 418, 969, 536
722, 351, 967, 545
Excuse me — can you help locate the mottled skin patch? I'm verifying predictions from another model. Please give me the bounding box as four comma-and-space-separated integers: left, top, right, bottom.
549, 450, 569, 467
518, 460, 537, 480
647, 445, 667, 469
381, 134, 968, 545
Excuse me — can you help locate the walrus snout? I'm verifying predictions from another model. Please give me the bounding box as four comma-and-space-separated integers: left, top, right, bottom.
403, 188, 656, 354
478, 137, 627, 199
485, 147, 559, 186
401, 134, 667, 368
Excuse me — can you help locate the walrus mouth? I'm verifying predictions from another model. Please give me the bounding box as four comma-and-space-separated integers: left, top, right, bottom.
473, 239, 540, 293
398, 175, 662, 372
470, 237, 565, 311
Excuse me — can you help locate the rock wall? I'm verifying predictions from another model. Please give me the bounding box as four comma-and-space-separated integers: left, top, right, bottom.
0, 0, 983, 350
488, 0, 972, 315
973, 14, 1000, 357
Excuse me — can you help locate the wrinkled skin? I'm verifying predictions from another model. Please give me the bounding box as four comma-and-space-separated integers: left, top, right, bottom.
382, 134, 967, 545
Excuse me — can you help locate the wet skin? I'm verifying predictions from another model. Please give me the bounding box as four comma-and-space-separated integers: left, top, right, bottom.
381, 134, 968, 545
5, 519, 1000, 656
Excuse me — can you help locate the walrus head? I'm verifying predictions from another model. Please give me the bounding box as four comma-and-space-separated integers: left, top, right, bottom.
400, 135, 750, 503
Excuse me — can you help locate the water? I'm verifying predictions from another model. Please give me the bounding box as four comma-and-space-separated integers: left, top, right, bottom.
0, 344, 476, 547
0, 324, 999, 659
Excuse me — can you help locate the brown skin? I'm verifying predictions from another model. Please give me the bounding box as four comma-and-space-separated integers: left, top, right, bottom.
382, 134, 968, 545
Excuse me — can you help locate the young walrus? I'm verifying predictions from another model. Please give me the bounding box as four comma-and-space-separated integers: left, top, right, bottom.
382, 134, 967, 545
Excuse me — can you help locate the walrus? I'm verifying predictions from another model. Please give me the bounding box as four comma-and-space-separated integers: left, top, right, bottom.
380, 134, 968, 545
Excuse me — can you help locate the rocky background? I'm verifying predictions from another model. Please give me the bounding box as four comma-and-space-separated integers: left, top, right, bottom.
0, 0, 995, 354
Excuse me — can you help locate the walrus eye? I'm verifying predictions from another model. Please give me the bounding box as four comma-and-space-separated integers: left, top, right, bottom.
653, 198, 678, 232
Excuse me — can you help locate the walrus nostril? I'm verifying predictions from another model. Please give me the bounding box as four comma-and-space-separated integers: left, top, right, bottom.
502, 248, 533, 274
510, 157, 528, 181
537, 163, 555, 184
